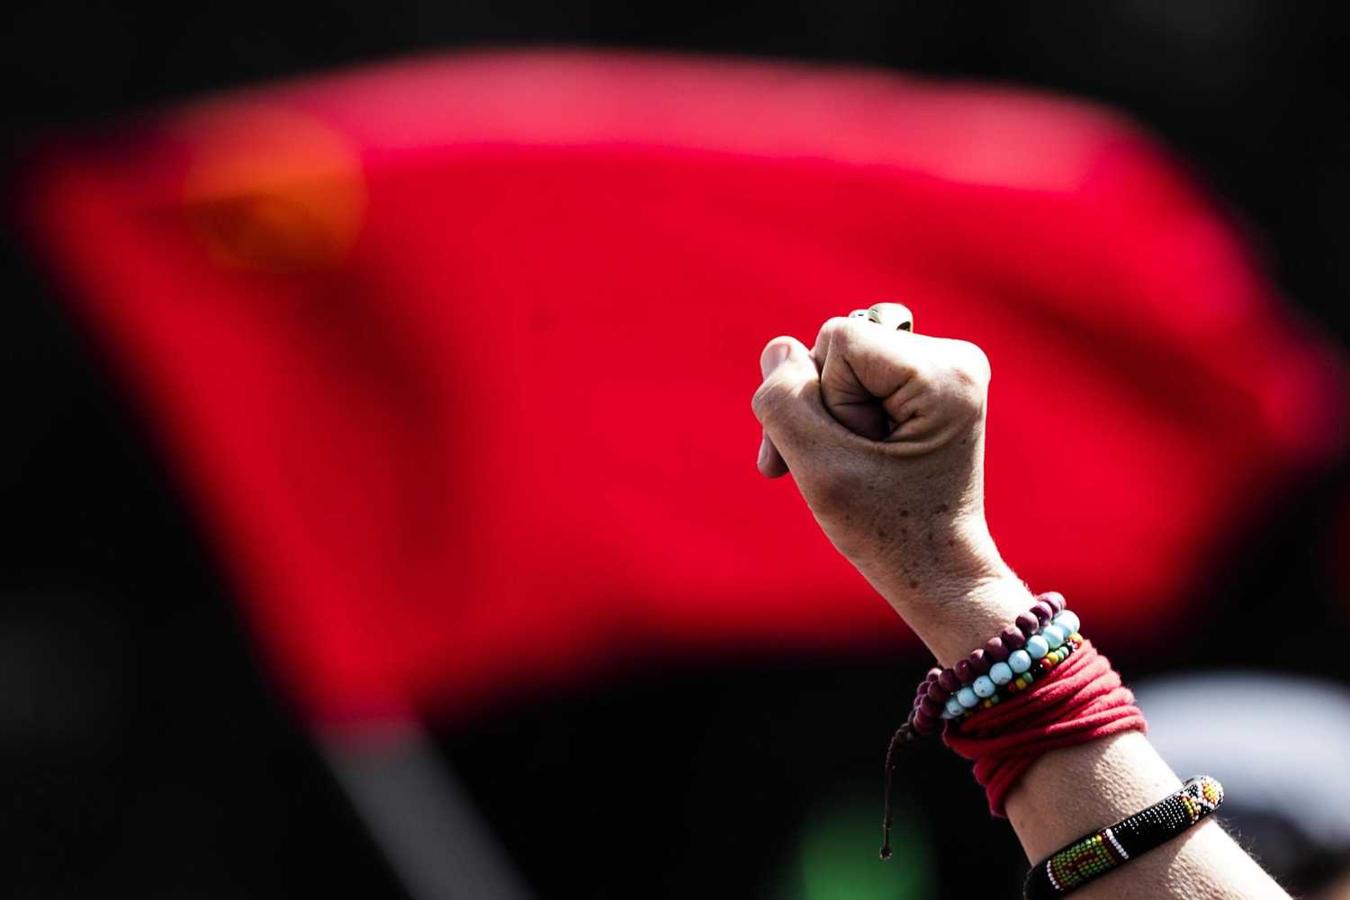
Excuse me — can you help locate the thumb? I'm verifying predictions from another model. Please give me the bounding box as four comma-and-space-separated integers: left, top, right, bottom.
752, 335, 826, 477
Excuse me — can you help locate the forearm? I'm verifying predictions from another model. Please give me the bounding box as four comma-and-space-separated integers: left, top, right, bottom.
889, 574, 1290, 899
1010, 733, 1286, 899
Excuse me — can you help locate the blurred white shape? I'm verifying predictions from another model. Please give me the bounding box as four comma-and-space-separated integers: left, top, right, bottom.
1135, 671, 1350, 848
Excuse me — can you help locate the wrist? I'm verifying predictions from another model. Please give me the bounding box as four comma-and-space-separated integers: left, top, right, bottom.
904, 572, 1035, 666
861, 531, 1034, 665
838, 500, 1036, 663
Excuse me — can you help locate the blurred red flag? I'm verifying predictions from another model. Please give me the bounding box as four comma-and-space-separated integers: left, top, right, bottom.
24, 51, 1346, 726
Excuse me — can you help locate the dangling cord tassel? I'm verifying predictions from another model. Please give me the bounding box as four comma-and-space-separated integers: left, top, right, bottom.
879, 720, 920, 859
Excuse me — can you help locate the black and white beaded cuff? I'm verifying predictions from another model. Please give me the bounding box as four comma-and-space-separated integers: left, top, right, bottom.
1022, 775, 1225, 899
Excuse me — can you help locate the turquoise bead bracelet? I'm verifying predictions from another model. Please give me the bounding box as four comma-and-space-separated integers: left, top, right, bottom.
884, 594, 1080, 859
942, 608, 1083, 722
907, 593, 1072, 737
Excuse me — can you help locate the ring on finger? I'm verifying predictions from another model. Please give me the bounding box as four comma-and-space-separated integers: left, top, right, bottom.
867, 302, 914, 332
847, 302, 914, 332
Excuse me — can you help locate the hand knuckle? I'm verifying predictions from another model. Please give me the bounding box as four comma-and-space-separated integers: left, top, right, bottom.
949, 340, 991, 387
817, 315, 856, 346
751, 377, 791, 424
838, 316, 871, 344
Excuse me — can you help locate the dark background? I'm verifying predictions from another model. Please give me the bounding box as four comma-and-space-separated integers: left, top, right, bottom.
3, 2, 1349, 897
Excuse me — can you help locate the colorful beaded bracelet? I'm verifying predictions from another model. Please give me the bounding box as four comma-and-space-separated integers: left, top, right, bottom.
1022, 775, 1225, 899
943, 626, 1085, 720
905, 593, 1078, 737
882, 593, 1081, 859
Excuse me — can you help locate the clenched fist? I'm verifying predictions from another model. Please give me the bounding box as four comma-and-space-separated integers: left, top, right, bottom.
753, 318, 1296, 895
751, 315, 1031, 663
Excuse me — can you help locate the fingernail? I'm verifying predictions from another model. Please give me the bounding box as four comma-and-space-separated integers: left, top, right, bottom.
757, 432, 770, 467
761, 342, 790, 378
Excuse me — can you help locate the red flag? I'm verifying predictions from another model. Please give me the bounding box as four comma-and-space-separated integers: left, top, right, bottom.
24, 51, 1346, 726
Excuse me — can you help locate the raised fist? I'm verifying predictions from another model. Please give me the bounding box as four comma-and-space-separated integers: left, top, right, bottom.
752, 315, 1021, 628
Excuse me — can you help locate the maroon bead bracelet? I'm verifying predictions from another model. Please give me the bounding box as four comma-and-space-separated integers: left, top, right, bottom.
882, 590, 1070, 859
905, 591, 1066, 736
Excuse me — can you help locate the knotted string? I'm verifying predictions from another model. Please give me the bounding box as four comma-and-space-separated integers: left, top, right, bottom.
879, 720, 920, 859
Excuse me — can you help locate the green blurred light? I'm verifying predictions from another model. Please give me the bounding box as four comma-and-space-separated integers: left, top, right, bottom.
777, 793, 934, 900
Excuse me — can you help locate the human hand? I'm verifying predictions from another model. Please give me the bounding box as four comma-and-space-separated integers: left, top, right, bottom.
751, 314, 1030, 661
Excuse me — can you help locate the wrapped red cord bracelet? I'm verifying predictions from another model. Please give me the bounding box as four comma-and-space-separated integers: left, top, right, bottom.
881, 592, 1147, 860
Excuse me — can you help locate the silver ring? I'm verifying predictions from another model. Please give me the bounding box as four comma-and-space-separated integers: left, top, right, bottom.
848, 302, 914, 332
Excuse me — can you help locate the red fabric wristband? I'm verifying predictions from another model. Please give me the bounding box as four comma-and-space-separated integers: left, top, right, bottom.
942, 640, 1147, 816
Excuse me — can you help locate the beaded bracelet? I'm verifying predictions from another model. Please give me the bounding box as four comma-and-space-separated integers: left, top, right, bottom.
905, 592, 1078, 737
882, 592, 1082, 858
1022, 776, 1225, 899
953, 626, 1084, 713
